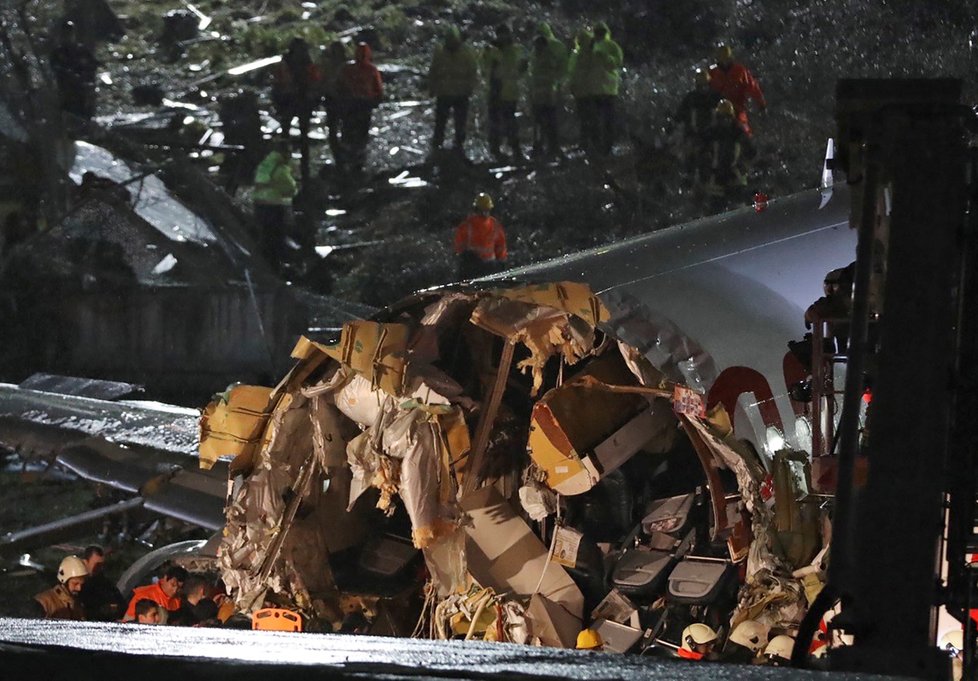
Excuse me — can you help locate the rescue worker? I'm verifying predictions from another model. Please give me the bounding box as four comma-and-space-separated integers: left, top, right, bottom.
567, 29, 600, 154
134, 598, 162, 625
271, 37, 323, 183
529, 23, 568, 159
483, 24, 527, 161
337, 42, 384, 173
678, 623, 718, 660
706, 99, 755, 209
674, 69, 721, 184
762, 634, 795, 666
253, 144, 298, 265
576, 627, 603, 651
940, 629, 964, 681
318, 40, 349, 163
170, 575, 219, 626
78, 545, 126, 622
708, 44, 766, 136
721, 619, 768, 663
453, 192, 507, 280
50, 20, 100, 121
590, 22, 623, 156
34, 555, 88, 620
123, 564, 187, 623
427, 26, 479, 155
805, 264, 854, 353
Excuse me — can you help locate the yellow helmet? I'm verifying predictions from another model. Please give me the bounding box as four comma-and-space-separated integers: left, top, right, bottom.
681, 623, 718, 650
715, 44, 733, 62
57, 555, 89, 584
473, 192, 494, 212
694, 68, 710, 87
715, 99, 736, 119
576, 627, 603, 650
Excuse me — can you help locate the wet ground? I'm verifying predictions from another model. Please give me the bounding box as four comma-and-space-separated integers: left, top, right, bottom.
22, 0, 974, 309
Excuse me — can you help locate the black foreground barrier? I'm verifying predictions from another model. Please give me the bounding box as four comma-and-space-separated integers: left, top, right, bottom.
0, 617, 908, 681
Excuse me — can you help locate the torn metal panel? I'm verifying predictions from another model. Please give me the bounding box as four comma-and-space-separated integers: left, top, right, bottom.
528, 352, 674, 495
460, 486, 584, 620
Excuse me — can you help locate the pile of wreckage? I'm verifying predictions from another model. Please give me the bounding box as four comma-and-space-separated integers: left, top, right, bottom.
200, 281, 831, 654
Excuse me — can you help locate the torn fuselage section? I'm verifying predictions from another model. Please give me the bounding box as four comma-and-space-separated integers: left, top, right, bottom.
204, 282, 826, 652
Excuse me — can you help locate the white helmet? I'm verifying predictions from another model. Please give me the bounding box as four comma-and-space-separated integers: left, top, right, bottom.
764, 634, 796, 662
682, 622, 718, 650
940, 630, 964, 655
57, 555, 89, 584
729, 619, 769, 653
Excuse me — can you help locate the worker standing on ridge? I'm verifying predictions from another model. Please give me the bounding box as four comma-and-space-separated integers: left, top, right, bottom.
253, 143, 298, 265
590, 21, 623, 156
123, 564, 187, 623
337, 42, 384, 174
706, 99, 755, 210
271, 37, 323, 184
674, 69, 720, 184
427, 26, 479, 157
529, 22, 568, 160
454, 192, 507, 280
50, 20, 100, 123
483, 24, 527, 161
318, 40, 349, 165
678, 623, 719, 660
708, 44, 766, 136
567, 28, 599, 154
34, 555, 88, 620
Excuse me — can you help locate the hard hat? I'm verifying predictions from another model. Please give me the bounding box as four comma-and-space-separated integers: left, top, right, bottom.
715, 99, 736, 119
694, 68, 710, 87
715, 44, 734, 61
576, 628, 603, 650
941, 630, 964, 654
682, 623, 718, 650
57, 555, 89, 584
473, 193, 493, 211
764, 634, 796, 661
729, 620, 769, 653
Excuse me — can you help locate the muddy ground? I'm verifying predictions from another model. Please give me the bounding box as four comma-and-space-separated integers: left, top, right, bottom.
0, 0, 975, 616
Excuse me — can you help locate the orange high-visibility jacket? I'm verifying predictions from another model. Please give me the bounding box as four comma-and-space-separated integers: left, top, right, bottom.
709, 61, 766, 134
454, 214, 507, 262
124, 582, 181, 620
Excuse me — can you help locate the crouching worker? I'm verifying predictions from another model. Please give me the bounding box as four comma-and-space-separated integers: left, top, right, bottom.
453, 192, 507, 280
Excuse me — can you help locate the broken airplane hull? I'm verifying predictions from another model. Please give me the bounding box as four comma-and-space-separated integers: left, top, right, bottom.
483, 185, 855, 454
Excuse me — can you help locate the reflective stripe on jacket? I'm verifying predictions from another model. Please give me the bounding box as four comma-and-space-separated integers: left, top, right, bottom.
454, 215, 507, 262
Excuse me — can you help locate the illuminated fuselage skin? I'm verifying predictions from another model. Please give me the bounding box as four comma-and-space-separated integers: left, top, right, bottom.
481, 186, 856, 454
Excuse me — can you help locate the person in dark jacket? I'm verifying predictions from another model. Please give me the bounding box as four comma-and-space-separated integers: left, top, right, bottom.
78, 545, 126, 622
50, 20, 100, 121
674, 69, 721, 184
271, 37, 323, 183
337, 42, 384, 173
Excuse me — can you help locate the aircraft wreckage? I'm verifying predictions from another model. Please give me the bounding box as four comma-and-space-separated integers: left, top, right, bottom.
201, 279, 829, 652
